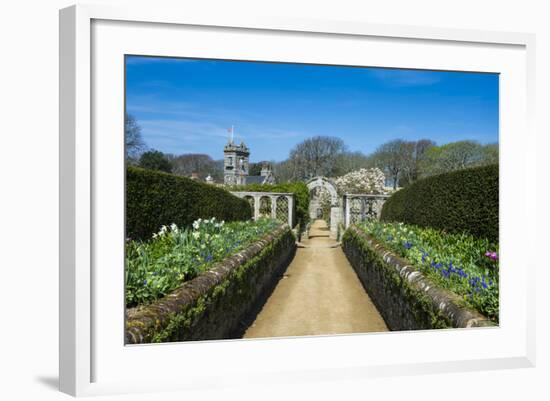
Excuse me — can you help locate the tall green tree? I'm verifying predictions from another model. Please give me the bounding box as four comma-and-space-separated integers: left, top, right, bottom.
481, 143, 499, 164
138, 150, 173, 173
419, 140, 487, 177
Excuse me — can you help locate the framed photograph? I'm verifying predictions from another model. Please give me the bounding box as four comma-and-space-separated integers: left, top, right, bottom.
59, 4, 536, 397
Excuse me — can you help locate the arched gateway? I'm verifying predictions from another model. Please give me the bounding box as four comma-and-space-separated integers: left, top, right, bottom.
306, 177, 342, 239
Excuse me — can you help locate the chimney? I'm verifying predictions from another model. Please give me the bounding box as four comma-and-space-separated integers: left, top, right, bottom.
260, 163, 271, 177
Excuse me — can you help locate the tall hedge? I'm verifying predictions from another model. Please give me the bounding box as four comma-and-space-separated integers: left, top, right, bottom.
127, 166, 252, 241
380, 164, 498, 242
229, 182, 310, 228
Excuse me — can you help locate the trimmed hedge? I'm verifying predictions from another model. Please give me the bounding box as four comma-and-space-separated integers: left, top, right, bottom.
127, 166, 252, 241
229, 182, 310, 228
381, 164, 498, 242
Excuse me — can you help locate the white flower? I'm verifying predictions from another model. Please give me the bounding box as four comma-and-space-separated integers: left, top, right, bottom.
334, 168, 387, 195
192, 232, 200, 239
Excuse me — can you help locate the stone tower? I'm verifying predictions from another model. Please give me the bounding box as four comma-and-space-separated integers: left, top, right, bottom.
223, 139, 249, 185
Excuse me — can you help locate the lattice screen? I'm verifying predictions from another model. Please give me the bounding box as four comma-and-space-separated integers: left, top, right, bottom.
349, 197, 379, 225
275, 196, 289, 222
259, 196, 272, 217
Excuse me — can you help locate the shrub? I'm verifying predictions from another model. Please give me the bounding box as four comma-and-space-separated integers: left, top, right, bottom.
381, 164, 498, 242
127, 166, 252, 241
138, 150, 173, 173
229, 182, 310, 228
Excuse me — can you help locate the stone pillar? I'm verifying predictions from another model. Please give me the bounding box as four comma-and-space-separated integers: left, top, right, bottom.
344, 196, 351, 228
270, 195, 277, 219
330, 206, 339, 239
287, 196, 294, 228
376, 198, 385, 219
253, 196, 261, 221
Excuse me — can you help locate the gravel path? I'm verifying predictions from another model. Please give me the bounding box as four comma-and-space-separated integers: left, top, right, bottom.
243, 219, 388, 339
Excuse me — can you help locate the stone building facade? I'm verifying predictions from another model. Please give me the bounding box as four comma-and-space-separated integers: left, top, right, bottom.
223, 139, 275, 185
223, 140, 250, 185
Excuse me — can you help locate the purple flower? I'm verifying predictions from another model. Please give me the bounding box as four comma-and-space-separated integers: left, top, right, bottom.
421, 251, 428, 262
485, 251, 498, 261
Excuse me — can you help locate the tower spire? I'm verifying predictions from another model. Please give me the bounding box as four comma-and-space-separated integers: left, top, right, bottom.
228, 125, 234, 143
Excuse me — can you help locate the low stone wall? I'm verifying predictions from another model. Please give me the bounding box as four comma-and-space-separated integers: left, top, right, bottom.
126, 224, 296, 344
342, 226, 495, 330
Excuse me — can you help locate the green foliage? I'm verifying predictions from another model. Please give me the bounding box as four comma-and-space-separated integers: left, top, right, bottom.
138, 150, 173, 173
418, 140, 498, 177
127, 226, 296, 343
381, 164, 498, 242
126, 218, 279, 307
248, 162, 264, 176
127, 166, 252, 240
229, 181, 310, 228
342, 228, 452, 330
356, 220, 499, 321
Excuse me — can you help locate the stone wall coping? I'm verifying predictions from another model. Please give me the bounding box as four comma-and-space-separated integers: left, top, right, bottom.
348, 225, 496, 328
230, 191, 294, 197
343, 193, 390, 198
126, 224, 291, 343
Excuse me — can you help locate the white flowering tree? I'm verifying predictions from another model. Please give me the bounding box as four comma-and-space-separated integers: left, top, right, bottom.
334, 168, 386, 195
314, 168, 387, 221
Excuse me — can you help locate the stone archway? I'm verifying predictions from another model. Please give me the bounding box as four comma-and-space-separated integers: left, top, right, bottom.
306, 177, 342, 239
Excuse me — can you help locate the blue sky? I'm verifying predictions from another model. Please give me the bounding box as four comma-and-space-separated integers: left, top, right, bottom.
125, 55, 499, 162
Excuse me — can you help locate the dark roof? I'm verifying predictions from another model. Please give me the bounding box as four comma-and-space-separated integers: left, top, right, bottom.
245, 176, 265, 184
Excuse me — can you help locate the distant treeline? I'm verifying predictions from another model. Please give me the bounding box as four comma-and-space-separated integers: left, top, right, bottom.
125, 113, 498, 188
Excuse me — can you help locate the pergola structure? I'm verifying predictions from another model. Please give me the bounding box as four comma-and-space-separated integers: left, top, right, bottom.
343, 193, 390, 228
231, 191, 295, 228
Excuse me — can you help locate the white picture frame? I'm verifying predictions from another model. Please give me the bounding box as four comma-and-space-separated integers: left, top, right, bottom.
59, 3, 536, 397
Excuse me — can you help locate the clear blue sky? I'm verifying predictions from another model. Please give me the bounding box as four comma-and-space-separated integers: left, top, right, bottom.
125, 55, 499, 162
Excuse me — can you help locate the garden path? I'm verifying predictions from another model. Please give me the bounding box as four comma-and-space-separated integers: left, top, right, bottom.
243, 219, 388, 338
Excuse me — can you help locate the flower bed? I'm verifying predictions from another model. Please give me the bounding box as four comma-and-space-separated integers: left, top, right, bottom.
126, 224, 296, 343
357, 220, 499, 322
126, 218, 280, 307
